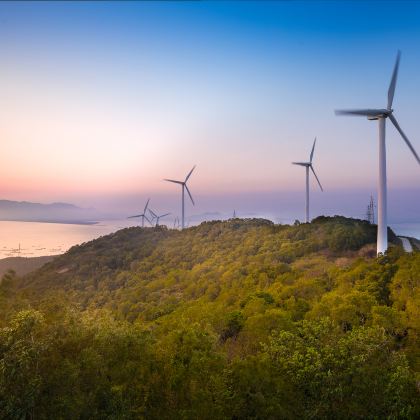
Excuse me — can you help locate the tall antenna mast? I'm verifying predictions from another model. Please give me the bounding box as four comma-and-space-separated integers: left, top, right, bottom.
370, 195, 375, 224
366, 194, 375, 224
366, 204, 371, 223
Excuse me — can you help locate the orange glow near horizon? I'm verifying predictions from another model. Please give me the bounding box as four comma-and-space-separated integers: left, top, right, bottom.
1, 3, 419, 208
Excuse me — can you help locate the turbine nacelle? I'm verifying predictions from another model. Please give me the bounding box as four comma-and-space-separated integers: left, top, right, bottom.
367, 109, 392, 120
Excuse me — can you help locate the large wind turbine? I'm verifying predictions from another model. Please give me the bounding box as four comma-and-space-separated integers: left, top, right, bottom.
335, 51, 420, 255
164, 166, 196, 229
292, 138, 323, 223
128, 198, 151, 227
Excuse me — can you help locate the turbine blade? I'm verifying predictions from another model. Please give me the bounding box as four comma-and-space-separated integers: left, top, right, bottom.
310, 165, 324, 191
144, 215, 152, 225
310, 137, 316, 163
388, 50, 401, 110
292, 162, 309, 166
160, 213, 171, 218
185, 165, 196, 182
144, 198, 150, 213
128, 215, 141, 219
148, 209, 157, 218
164, 179, 183, 185
389, 114, 420, 164
335, 109, 383, 117
185, 184, 195, 205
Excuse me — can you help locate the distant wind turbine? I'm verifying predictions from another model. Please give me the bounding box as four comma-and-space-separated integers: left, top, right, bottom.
173, 216, 180, 229
335, 51, 420, 255
148, 209, 170, 227
292, 138, 323, 223
128, 198, 151, 227
164, 166, 196, 229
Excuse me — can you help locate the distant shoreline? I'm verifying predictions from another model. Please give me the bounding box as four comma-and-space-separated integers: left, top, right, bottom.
0, 255, 58, 262
0, 219, 99, 226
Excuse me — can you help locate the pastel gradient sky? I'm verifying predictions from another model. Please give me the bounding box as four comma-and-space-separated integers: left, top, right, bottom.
0, 1, 419, 220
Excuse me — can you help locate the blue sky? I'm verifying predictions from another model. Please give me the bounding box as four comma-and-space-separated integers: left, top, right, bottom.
0, 1, 419, 221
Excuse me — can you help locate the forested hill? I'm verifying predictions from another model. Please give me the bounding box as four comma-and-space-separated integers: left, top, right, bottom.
1, 216, 419, 419
17, 216, 395, 313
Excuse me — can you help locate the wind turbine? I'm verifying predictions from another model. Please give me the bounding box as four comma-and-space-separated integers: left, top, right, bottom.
148, 209, 171, 227
335, 51, 420, 255
128, 198, 151, 227
173, 216, 180, 229
164, 166, 196, 229
292, 138, 323, 223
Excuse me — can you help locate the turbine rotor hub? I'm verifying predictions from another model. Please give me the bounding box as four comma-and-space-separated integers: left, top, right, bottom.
367, 109, 392, 120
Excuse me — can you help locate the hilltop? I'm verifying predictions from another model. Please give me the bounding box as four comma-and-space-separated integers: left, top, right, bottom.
0, 216, 418, 419
17, 216, 395, 310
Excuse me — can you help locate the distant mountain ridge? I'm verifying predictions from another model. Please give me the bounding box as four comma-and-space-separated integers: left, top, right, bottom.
0, 200, 80, 209
0, 199, 97, 224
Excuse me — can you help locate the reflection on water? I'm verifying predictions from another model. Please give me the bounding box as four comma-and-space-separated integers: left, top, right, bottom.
0, 219, 145, 258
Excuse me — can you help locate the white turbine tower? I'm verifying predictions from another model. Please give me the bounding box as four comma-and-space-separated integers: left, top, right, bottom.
292, 138, 323, 223
128, 198, 151, 227
335, 51, 420, 255
164, 166, 196, 229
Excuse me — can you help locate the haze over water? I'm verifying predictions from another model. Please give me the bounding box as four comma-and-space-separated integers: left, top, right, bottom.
0, 220, 137, 259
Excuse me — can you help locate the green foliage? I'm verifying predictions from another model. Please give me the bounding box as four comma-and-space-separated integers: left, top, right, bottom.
0, 310, 45, 418
220, 311, 245, 342
262, 319, 417, 418
0, 217, 419, 418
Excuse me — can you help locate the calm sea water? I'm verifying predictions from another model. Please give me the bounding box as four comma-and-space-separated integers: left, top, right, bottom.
0, 219, 419, 259
0, 219, 142, 258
